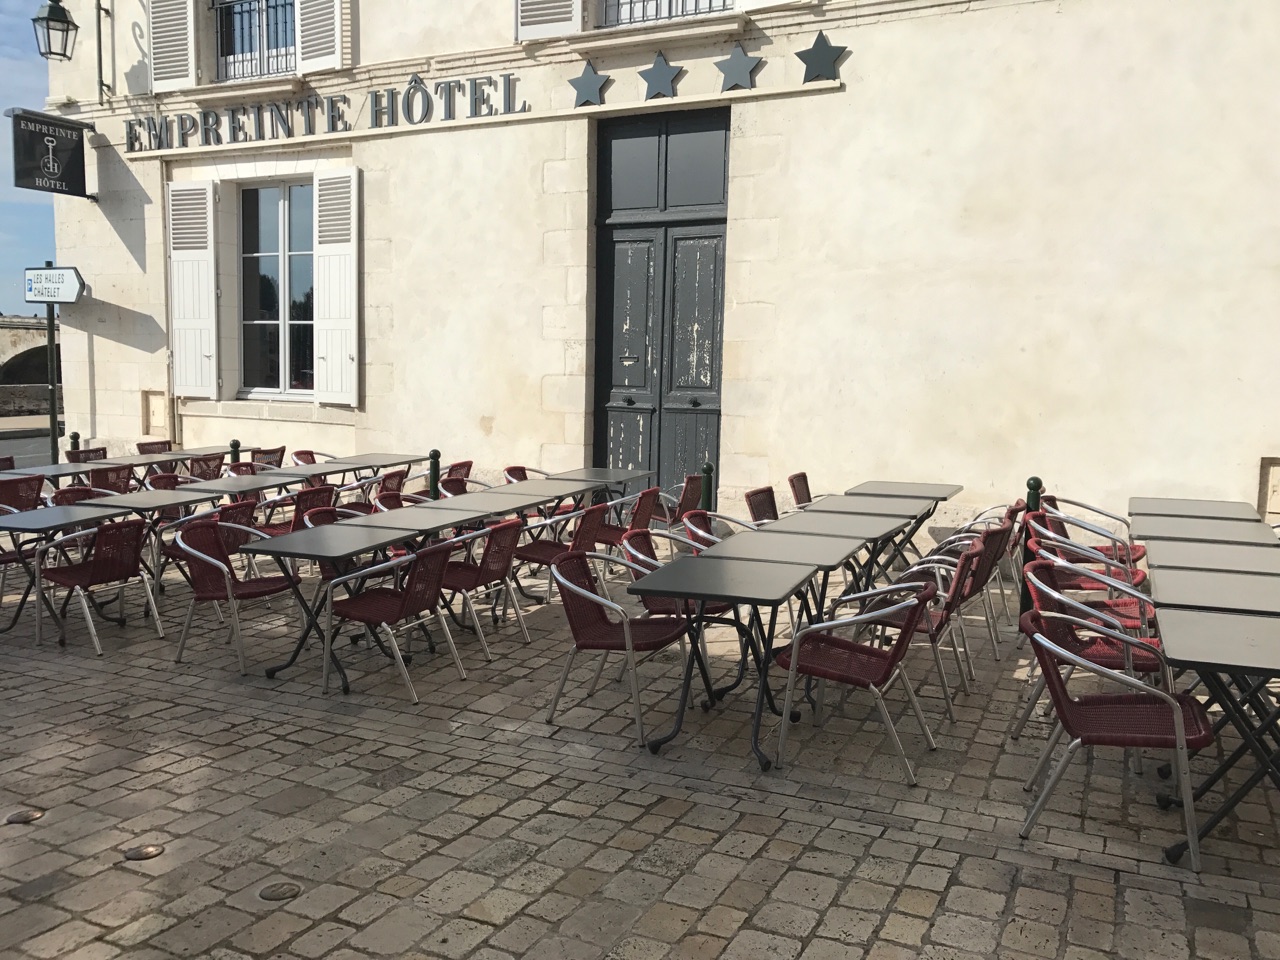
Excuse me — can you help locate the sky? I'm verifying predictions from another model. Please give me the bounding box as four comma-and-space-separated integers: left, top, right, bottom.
0, 0, 56, 317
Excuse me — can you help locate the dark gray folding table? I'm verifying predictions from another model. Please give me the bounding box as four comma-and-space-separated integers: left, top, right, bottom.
552, 467, 655, 485
338, 504, 491, 534
100, 487, 227, 572
186, 473, 307, 498
267, 462, 368, 483
242, 523, 422, 691
1145, 540, 1280, 577
803, 495, 935, 518
439, 489, 571, 518
9, 461, 118, 488
1129, 497, 1260, 521
1154, 607, 1280, 865
1131, 516, 1279, 546
700, 530, 865, 614
0, 503, 133, 635
628, 555, 818, 770
490, 478, 603, 499
762, 511, 908, 589
845, 481, 963, 501
325, 453, 433, 471
1151, 568, 1280, 617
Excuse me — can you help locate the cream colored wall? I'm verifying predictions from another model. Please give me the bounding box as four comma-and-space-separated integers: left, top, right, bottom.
722, 0, 1280, 519
356, 0, 514, 66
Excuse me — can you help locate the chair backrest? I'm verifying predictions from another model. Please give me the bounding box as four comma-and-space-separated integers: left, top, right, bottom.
300, 506, 345, 580
672, 474, 702, 522
968, 519, 1014, 594
290, 485, 336, 533
399, 542, 453, 618
0, 456, 14, 472
681, 509, 716, 550
227, 461, 261, 477
378, 469, 407, 495
903, 540, 982, 621
553, 550, 618, 645
52, 485, 103, 506
179, 520, 237, 597
137, 440, 173, 455
446, 460, 472, 479
215, 501, 257, 553
148, 472, 182, 491
745, 486, 779, 524
473, 518, 523, 585
627, 487, 660, 532
293, 450, 318, 465
66, 446, 107, 464
89, 465, 133, 494
374, 491, 407, 511
857, 582, 937, 681
252, 445, 286, 467
1021, 609, 1102, 741
618, 529, 673, 616
187, 453, 226, 481
504, 466, 529, 483
0, 475, 45, 512
87, 519, 147, 584
440, 476, 470, 498
570, 503, 609, 551
788, 472, 812, 507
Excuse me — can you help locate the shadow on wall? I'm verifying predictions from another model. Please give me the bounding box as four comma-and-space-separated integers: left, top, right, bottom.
60, 302, 165, 437
96, 145, 150, 271
118, 0, 151, 97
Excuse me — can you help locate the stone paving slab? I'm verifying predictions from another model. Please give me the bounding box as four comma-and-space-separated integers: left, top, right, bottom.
1, 557, 1279, 959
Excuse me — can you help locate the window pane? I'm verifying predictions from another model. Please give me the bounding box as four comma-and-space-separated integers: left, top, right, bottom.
242, 256, 280, 322
243, 325, 280, 390
289, 254, 313, 323
288, 184, 313, 252
289, 324, 314, 391
241, 186, 280, 254
266, 0, 295, 50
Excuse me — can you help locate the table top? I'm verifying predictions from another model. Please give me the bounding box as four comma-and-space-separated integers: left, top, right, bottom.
187, 474, 304, 496
628, 556, 818, 606
10, 462, 103, 479
0, 503, 132, 534
440, 490, 559, 515
803, 495, 934, 518
326, 452, 432, 469
490, 478, 602, 499
699, 531, 865, 570
1156, 608, 1280, 674
1128, 497, 1260, 521
178, 445, 257, 458
339, 505, 482, 535
241, 523, 412, 562
102, 488, 224, 512
1130, 515, 1279, 546
1150, 568, 1280, 617
115, 451, 184, 468
267, 462, 364, 480
844, 481, 962, 501
551, 467, 656, 484
762, 511, 908, 542
1144, 540, 1280, 577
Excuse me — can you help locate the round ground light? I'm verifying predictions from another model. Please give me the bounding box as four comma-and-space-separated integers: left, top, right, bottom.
122, 844, 165, 861
5, 809, 44, 825
259, 882, 302, 902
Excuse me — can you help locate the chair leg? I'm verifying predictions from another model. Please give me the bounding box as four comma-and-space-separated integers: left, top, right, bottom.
140, 573, 164, 639
1174, 743, 1202, 872
955, 619, 977, 680
590, 651, 611, 696
547, 647, 578, 723
994, 566, 1012, 622
930, 640, 957, 723
505, 578, 532, 644
981, 597, 1001, 661
776, 663, 802, 769
871, 682, 916, 786
945, 624, 971, 696
75, 587, 102, 656
434, 606, 466, 680
381, 624, 419, 704
1010, 674, 1048, 740
229, 597, 247, 676
1024, 721, 1066, 792
1020, 737, 1082, 838
624, 646, 646, 747
897, 665, 936, 750
461, 591, 493, 661
175, 599, 197, 663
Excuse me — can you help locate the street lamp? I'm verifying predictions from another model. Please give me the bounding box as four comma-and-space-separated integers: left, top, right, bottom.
31, 0, 79, 62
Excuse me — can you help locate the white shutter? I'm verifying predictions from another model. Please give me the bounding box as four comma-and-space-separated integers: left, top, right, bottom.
296, 0, 343, 74
312, 169, 359, 406
149, 0, 197, 93
517, 0, 583, 41
166, 182, 218, 400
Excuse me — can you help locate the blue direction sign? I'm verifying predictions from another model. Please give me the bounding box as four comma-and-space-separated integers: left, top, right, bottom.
25, 266, 84, 304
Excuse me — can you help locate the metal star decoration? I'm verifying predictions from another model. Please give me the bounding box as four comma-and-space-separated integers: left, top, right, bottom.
796, 31, 847, 83
639, 52, 682, 100
569, 61, 609, 108
714, 43, 762, 92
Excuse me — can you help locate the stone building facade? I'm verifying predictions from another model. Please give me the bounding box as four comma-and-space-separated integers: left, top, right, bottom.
40, 0, 1280, 511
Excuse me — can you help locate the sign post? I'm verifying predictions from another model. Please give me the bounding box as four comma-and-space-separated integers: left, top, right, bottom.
24, 263, 81, 463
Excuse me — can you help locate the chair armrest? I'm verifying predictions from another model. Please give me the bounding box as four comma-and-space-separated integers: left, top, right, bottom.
329, 552, 414, 589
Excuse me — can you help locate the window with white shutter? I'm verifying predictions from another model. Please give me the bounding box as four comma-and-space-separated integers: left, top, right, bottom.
517, 0, 583, 41
295, 0, 343, 74
167, 182, 219, 399
150, 0, 198, 93
311, 169, 359, 406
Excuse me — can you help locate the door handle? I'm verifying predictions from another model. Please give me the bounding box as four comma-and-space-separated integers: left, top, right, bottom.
689, 398, 702, 408
624, 397, 636, 406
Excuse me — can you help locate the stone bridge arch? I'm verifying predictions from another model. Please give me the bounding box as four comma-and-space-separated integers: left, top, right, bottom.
0, 319, 60, 385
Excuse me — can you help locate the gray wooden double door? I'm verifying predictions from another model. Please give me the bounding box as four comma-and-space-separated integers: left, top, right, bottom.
594, 109, 729, 492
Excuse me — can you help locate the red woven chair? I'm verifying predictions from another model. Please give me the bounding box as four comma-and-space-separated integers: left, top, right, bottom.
1026, 512, 1146, 590
680, 509, 757, 553
653, 474, 702, 533
65, 446, 107, 464
256, 485, 335, 539
291, 450, 337, 466
372, 489, 431, 512
1041, 493, 1146, 565
173, 520, 296, 675
50, 485, 107, 506
788, 472, 813, 507
441, 518, 530, 656
137, 440, 177, 477
446, 460, 473, 479
594, 487, 660, 553
37, 518, 163, 654
504, 466, 575, 521
0, 474, 46, 513
1018, 609, 1212, 872
775, 581, 937, 784
252, 446, 286, 468
89, 465, 134, 494
339, 469, 408, 516
157, 499, 256, 587
325, 542, 465, 702
512, 503, 608, 601
0, 455, 14, 472
620, 529, 735, 619
503, 465, 551, 483
439, 476, 490, 497
744, 486, 780, 524
549, 549, 692, 746
187, 452, 226, 481
226, 461, 263, 477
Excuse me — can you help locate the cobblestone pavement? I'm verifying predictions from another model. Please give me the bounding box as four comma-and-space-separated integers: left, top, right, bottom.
2, 561, 1280, 960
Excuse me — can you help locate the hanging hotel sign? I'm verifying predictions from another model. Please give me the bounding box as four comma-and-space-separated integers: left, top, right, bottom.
10, 111, 89, 197
124, 72, 531, 154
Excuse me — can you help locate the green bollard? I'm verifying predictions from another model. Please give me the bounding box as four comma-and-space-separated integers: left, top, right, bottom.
1018, 476, 1043, 616
68, 431, 80, 451
230, 439, 241, 464
428, 450, 441, 500
700, 462, 714, 511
